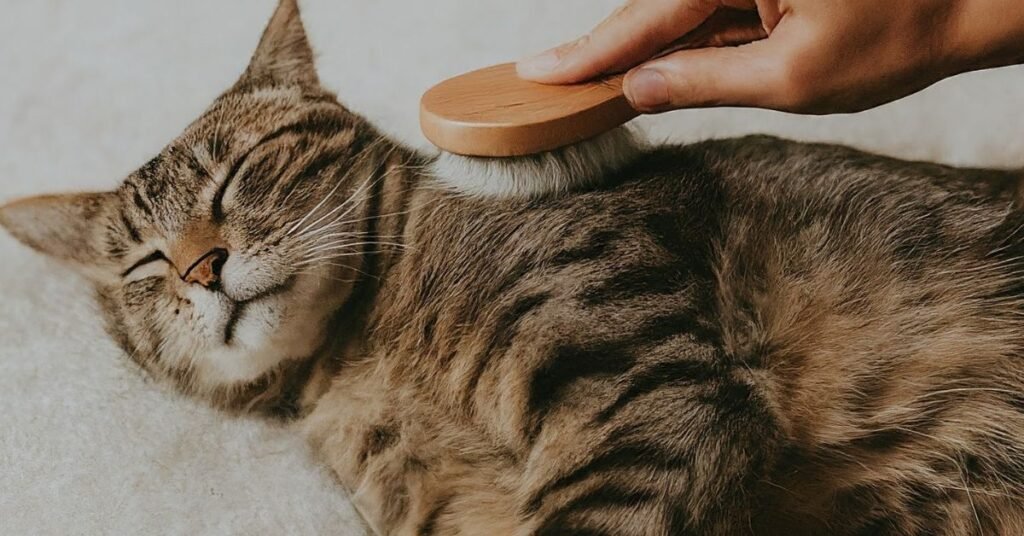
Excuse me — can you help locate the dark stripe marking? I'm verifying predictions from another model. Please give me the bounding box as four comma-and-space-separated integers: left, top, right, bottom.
592, 359, 719, 425
644, 211, 691, 253
464, 292, 552, 407
526, 342, 637, 437
560, 485, 657, 514
550, 229, 620, 266
581, 262, 692, 305
526, 309, 720, 437
535, 486, 657, 536
212, 112, 353, 222
131, 186, 153, 218
633, 308, 720, 347
120, 211, 142, 243
358, 423, 400, 466
525, 440, 691, 514
417, 494, 453, 536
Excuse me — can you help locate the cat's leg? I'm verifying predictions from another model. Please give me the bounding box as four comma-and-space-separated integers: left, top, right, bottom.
303, 365, 532, 536
509, 343, 807, 535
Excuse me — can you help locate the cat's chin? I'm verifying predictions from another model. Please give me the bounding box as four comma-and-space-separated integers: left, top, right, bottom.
181, 270, 346, 389
428, 126, 646, 199
178, 293, 311, 387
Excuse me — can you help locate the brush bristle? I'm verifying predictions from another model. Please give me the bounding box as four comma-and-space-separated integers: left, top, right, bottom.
426, 127, 646, 199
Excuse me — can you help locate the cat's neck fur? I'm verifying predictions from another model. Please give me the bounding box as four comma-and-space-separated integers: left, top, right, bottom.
428, 126, 646, 199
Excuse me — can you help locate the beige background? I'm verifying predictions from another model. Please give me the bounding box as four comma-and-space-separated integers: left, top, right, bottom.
1, 1, 1022, 534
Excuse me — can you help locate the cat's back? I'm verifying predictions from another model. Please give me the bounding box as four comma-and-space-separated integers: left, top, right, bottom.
398, 134, 1024, 316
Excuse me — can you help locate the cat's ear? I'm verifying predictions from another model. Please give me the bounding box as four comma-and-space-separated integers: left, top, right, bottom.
0, 192, 117, 267
237, 0, 319, 88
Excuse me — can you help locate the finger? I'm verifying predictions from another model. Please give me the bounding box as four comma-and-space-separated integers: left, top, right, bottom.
674, 8, 767, 50
517, 0, 723, 84
623, 38, 787, 112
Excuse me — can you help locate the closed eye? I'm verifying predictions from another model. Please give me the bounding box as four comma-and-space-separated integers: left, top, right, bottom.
211, 141, 256, 222
210, 120, 309, 222
210, 166, 236, 222
121, 250, 168, 278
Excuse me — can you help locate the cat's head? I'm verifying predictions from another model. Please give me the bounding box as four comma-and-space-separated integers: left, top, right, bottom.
0, 0, 390, 411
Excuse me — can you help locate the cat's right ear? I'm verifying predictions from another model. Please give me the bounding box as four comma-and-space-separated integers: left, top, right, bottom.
235, 0, 319, 89
0, 192, 117, 269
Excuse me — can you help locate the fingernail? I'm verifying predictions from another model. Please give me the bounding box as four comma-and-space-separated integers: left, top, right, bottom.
626, 68, 669, 111
517, 49, 562, 79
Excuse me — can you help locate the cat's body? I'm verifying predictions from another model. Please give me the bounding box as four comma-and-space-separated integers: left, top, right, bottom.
299, 137, 1024, 535
4, 2, 1024, 535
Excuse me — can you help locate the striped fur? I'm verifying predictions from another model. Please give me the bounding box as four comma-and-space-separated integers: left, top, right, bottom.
4, 2, 1024, 534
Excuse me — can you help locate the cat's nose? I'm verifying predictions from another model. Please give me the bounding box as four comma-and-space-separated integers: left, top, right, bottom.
171, 221, 229, 289
182, 248, 228, 289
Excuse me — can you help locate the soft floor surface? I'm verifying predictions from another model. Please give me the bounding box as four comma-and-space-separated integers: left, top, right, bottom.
1, 1, 1022, 534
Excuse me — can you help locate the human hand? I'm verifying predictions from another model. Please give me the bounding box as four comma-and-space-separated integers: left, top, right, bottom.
517, 0, 1024, 113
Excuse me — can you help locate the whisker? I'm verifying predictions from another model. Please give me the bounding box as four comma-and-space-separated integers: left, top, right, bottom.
294, 259, 380, 281
283, 137, 393, 234
293, 192, 442, 244
292, 165, 382, 240
290, 175, 366, 238
309, 206, 422, 229
296, 253, 372, 266
285, 173, 349, 236
299, 231, 363, 245
278, 136, 386, 222
304, 241, 410, 256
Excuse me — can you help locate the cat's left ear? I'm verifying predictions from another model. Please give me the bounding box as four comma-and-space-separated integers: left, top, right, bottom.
0, 192, 117, 268
236, 0, 319, 88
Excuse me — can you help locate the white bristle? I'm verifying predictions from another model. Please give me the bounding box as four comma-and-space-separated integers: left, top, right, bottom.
427, 126, 647, 199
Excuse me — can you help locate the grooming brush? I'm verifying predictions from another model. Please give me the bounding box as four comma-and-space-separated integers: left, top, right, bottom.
420, 63, 636, 158
419, 9, 766, 158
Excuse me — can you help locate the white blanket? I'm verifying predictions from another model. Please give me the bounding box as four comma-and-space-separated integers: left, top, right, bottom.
1, 1, 1021, 534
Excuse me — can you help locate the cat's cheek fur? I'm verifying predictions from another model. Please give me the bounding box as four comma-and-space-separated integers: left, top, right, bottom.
220, 250, 290, 303
428, 126, 646, 199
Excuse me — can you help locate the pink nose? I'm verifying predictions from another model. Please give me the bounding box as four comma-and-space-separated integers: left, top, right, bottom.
182, 248, 228, 288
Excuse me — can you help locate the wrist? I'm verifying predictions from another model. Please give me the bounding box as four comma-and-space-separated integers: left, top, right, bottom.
945, 0, 1024, 73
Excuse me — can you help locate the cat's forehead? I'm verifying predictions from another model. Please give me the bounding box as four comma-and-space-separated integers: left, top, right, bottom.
184, 87, 313, 154
116, 151, 201, 228
115, 87, 325, 222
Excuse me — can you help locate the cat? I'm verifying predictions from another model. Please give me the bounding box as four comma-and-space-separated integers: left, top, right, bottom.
4, 1, 1024, 534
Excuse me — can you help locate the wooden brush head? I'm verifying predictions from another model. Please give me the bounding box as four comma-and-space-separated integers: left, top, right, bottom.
420, 63, 638, 157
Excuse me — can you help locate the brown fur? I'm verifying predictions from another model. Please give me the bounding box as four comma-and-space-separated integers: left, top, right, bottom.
3, 2, 1024, 534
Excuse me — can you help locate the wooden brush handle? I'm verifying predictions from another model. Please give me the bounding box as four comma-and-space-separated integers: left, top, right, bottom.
420, 63, 637, 157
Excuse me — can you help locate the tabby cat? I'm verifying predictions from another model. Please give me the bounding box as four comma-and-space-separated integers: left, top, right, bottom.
4, 1, 1024, 534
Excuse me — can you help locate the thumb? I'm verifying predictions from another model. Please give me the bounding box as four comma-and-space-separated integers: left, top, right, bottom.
623, 39, 786, 112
